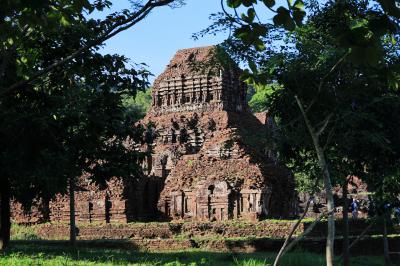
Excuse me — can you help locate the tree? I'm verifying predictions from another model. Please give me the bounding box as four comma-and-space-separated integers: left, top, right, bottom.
0, 0, 180, 95
123, 88, 153, 120
0, 22, 147, 248
248, 83, 277, 112
264, 5, 399, 262
199, 0, 399, 265
0, 0, 181, 249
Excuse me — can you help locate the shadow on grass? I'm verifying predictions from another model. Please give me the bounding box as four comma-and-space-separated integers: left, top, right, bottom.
1, 240, 385, 266
5, 240, 263, 266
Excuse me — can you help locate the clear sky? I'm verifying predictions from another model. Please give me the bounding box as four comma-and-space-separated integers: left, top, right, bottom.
97, 0, 228, 84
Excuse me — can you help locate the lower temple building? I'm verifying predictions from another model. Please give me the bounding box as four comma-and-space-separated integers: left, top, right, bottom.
12, 46, 298, 223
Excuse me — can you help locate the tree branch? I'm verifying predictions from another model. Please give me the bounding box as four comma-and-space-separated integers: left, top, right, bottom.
273, 177, 321, 266
295, 94, 336, 266
322, 123, 336, 151
1, 0, 175, 96
273, 196, 312, 266
316, 113, 333, 137
283, 209, 333, 254
336, 216, 378, 263
220, 0, 245, 26
348, 217, 377, 250
295, 95, 318, 141
318, 52, 348, 94
251, 4, 262, 24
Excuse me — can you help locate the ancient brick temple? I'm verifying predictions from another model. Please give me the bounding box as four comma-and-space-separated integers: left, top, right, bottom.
12, 46, 297, 224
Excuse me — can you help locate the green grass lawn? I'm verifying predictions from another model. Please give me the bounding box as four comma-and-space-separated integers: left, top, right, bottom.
0, 242, 385, 266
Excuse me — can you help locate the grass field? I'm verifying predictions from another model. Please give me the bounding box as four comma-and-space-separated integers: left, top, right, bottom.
0, 242, 385, 266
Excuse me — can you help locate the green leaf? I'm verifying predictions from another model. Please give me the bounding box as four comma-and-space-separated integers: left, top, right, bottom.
254, 38, 266, 51
240, 69, 256, 84
241, 9, 255, 24
247, 8, 256, 23
349, 18, 368, 30
60, 15, 71, 27
20, 57, 28, 64
75, 0, 95, 13
293, 0, 305, 10
253, 24, 268, 36
292, 9, 306, 26
249, 60, 258, 73
273, 7, 296, 31
263, 0, 275, 8
82, 0, 94, 12
242, 0, 256, 7
391, 34, 397, 45
234, 26, 251, 42
227, 0, 241, 8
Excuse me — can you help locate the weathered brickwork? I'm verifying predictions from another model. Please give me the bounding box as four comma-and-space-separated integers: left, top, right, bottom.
151, 46, 247, 115
20, 220, 304, 240
139, 46, 296, 221
12, 46, 296, 224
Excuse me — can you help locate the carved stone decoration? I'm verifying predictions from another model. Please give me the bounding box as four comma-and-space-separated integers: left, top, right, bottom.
151, 46, 248, 115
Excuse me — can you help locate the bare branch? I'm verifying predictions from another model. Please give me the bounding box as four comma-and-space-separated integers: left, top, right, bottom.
322, 124, 336, 151
336, 216, 378, 263
283, 208, 334, 254
319, 52, 348, 92
348, 216, 377, 250
295, 95, 318, 141
316, 113, 333, 137
220, 0, 245, 26
233, 8, 241, 21
273, 197, 312, 266
274, 177, 321, 266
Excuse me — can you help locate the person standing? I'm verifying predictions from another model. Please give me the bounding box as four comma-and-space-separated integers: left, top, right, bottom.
394, 207, 400, 225
351, 199, 359, 219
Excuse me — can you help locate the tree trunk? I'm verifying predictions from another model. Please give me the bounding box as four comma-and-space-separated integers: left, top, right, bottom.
284, 210, 330, 253
69, 177, 76, 246
295, 96, 335, 266
40, 196, 51, 223
342, 180, 350, 266
383, 216, 391, 265
273, 197, 313, 266
0, 178, 11, 250
321, 158, 335, 266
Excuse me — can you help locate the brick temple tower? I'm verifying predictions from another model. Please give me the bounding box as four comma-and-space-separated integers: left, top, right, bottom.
140, 46, 297, 221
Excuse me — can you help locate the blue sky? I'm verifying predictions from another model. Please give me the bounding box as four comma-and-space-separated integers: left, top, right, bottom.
97, 0, 228, 84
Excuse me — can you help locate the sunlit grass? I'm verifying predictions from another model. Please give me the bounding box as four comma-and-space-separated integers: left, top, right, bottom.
10, 224, 41, 240
0, 243, 385, 266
